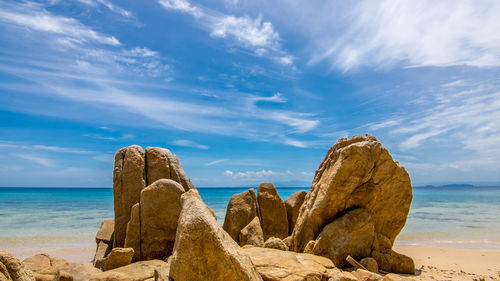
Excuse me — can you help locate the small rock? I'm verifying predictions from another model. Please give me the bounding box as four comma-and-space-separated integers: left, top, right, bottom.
303, 240, 316, 254
104, 248, 134, 271
90, 260, 167, 281
94, 242, 111, 269
263, 237, 289, 251
56, 270, 73, 281
239, 216, 264, 247
282, 236, 292, 249
327, 268, 358, 281
360, 257, 379, 273
0, 250, 35, 281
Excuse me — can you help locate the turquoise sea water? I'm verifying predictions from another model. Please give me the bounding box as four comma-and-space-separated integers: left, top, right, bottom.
0, 186, 499, 251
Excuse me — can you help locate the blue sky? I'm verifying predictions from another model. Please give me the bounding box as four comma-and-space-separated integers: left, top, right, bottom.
0, 0, 499, 187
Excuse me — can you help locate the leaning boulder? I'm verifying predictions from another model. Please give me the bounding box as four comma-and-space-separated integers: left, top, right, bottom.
291, 135, 413, 273
113, 145, 146, 248
0, 250, 35, 281
169, 189, 262, 281
95, 220, 114, 244
222, 189, 259, 243
145, 147, 194, 191
284, 190, 307, 235
257, 183, 288, 240
239, 216, 264, 247
242, 247, 334, 281
140, 179, 184, 260
94, 241, 112, 269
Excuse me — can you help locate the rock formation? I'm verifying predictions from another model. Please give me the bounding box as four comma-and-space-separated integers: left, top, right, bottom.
291, 134, 414, 273
103, 248, 134, 271
284, 190, 307, 235
263, 237, 289, 251
239, 216, 264, 247
89, 260, 169, 281
222, 189, 259, 243
169, 189, 263, 281
113, 145, 146, 248
257, 183, 288, 240
22, 253, 100, 281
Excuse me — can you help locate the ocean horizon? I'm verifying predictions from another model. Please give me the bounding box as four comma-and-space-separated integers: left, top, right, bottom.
1, 185, 500, 256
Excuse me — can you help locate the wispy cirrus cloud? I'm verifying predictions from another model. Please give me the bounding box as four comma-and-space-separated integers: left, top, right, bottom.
157, 0, 293, 66
0, 1, 120, 46
17, 154, 55, 167
307, 0, 500, 71
78, 0, 133, 18
171, 139, 209, 150
0, 142, 91, 154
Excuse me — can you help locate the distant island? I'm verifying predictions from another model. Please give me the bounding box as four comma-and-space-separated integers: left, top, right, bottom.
415, 184, 474, 188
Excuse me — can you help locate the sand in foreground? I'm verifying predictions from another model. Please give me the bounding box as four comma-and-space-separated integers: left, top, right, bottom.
394, 245, 500, 280
5, 245, 500, 280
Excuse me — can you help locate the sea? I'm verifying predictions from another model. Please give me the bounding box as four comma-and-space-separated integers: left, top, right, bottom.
1, 186, 500, 257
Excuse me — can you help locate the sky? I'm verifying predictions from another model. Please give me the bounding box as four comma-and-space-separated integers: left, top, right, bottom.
0, 0, 499, 187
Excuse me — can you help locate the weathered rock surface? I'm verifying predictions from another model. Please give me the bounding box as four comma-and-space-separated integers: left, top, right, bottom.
360, 257, 379, 273
284, 191, 307, 235
90, 260, 168, 281
103, 248, 134, 271
351, 269, 382, 281
0, 250, 35, 281
145, 147, 194, 191
113, 145, 146, 248
311, 208, 375, 268
124, 203, 140, 261
169, 189, 262, 281
242, 247, 335, 281
257, 183, 288, 240
94, 241, 112, 269
263, 237, 289, 251
140, 179, 184, 260
291, 135, 413, 273
96, 220, 114, 244
239, 216, 264, 247
327, 268, 358, 281
223, 189, 259, 243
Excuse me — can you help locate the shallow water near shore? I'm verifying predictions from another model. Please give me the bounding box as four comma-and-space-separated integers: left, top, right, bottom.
1, 186, 499, 254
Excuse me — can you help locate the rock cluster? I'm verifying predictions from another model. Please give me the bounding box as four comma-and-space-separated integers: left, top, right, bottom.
223, 182, 295, 248
80, 135, 414, 280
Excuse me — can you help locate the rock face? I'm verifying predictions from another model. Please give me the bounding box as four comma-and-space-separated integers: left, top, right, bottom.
103, 248, 134, 271
242, 247, 335, 281
311, 208, 375, 268
257, 183, 288, 240
169, 189, 262, 281
22, 254, 100, 281
96, 220, 114, 244
223, 189, 259, 243
145, 147, 194, 191
284, 191, 307, 235
239, 216, 264, 247
291, 135, 413, 273
113, 145, 146, 248
140, 179, 184, 260
1, 251, 35, 281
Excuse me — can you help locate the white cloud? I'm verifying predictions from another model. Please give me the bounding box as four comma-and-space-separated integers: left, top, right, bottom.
223, 170, 233, 176
171, 139, 209, 150
17, 154, 55, 167
283, 138, 309, 148
307, 0, 500, 71
158, 0, 202, 17
0, 2, 120, 46
157, 0, 292, 66
93, 154, 114, 162
0, 142, 91, 154
205, 159, 228, 166
249, 92, 286, 103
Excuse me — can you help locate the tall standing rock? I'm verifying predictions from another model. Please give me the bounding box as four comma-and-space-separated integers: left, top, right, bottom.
140, 179, 184, 260
257, 183, 288, 240
145, 147, 194, 191
222, 189, 259, 243
169, 189, 262, 281
124, 203, 141, 261
290, 134, 413, 273
284, 190, 307, 235
113, 145, 146, 248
